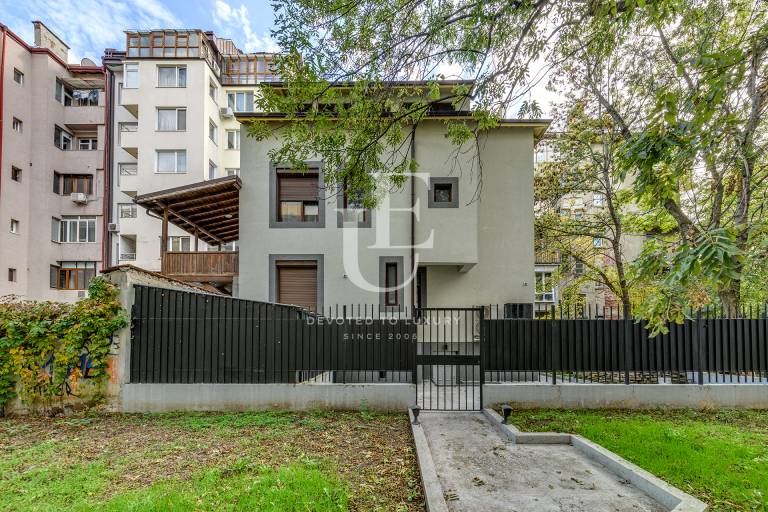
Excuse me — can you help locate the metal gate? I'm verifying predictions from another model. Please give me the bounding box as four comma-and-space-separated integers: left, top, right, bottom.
415, 308, 483, 411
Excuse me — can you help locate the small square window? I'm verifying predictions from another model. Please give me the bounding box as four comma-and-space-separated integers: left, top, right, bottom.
13, 68, 23, 85
11, 167, 22, 182
8, 268, 16, 282
433, 183, 452, 203
428, 177, 459, 208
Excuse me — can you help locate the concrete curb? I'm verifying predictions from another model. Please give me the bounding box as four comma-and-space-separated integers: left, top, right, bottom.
409, 409, 449, 512
482, 408, 707, 512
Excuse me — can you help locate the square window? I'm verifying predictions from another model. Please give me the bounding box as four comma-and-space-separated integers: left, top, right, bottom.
433, 183, 452, 203
428, 177, 459, 208
275, 170, 321, 224
11, 167, 21, 182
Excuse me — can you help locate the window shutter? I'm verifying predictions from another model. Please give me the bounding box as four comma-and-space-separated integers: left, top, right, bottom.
278, 173, 318, 201
277, 263, 317, 312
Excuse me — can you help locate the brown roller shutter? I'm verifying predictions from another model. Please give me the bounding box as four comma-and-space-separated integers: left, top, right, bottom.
277, 262, 318, 312
277, 172, 318, 201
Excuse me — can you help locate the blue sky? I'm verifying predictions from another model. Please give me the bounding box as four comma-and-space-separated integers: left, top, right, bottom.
0, 0, 278, 63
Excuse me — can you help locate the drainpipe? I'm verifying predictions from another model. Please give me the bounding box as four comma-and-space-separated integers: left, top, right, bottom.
0, 27, 7, 204
101, 66, 112, 270
410, 124, 417, 309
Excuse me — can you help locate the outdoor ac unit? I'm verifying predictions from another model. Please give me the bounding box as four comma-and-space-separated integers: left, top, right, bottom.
70, 192, 88, 204
220, 107, 234, 118
107, 223, 120, 232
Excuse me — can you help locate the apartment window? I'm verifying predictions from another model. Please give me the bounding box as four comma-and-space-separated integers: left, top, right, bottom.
276, 171, 319, 223
227, 91, 253, 112
118, 163, 137, 176
156, 150, 187, 173
8, 268, 17, 282
226, 130, 240, 150
158, 66, 186, 87
51, 217, 60, 241
574, 261, 585, 275
157, 108, 186, 131
379, 257, 403, 308
54, 126, 73, 150
535, 271, 555, 302
10, 219, 19, 234
78, 138, 97, 150
54, 174, 93, 195
209, 120, 217, 143
208, 161, 217, 180
428, 177, 459, 208
168, 236, 191, 252
119, 203, 137, 218
55, 80, 72, 104
58, 216, 97, 243
11, 166, 22, 182
225, 168, 240, 177
12, 118, 22, 133
594, 193, 605, 207
593, 237, 604, 248
123, 63, 139, 88
209, 80, 218, 101
13, 68, 23, 85
337, 180, 370, 228
51, 261, 96, 290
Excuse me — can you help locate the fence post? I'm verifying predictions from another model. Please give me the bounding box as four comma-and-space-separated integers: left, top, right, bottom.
695, 307, 704, 385
623, 305, 631, 385
551, 305, 557, 385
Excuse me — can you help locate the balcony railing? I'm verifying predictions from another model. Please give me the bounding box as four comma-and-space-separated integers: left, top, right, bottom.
120, 253, 136, 261
535, 250, 561, 265
161, 251, 238, 283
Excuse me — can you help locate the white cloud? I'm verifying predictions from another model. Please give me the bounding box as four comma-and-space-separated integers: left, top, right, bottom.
212, 0, 278, 52
2, 0, 180, 63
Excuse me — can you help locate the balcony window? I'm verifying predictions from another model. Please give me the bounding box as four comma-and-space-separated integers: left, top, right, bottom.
168, 236, 191, 252
157, 108, 186, 131
51, 261, 96, 290
118, 203, 137, 218
226, 130, 240, 150
123, 63, 139, 89
54, 125, 73, 150
58, 216, 97, 243
227, 91, 253, 112
156, 150, 187, 173
78, 138, 97, 150
54, 174, 93, 195
158, 66, 187, 87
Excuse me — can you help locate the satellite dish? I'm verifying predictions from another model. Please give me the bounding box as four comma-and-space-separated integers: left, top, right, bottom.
81, 57, 96, 66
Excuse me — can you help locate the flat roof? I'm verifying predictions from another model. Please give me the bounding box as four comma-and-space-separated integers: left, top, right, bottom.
134, 176, 241, 244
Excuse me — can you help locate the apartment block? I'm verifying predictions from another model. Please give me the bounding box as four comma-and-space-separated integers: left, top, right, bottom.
105, 30, 278, 272
0, 22, 106, 301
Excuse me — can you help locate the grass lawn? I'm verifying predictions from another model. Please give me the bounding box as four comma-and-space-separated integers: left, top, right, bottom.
0, 410, 424, 512
506, 409, 768, 511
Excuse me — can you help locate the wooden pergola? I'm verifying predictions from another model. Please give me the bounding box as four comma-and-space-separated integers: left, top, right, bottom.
134, 176, 241, 291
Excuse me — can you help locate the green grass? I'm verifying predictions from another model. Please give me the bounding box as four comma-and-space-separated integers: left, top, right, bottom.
506, 409, 768, 511
0, 410, 423, 512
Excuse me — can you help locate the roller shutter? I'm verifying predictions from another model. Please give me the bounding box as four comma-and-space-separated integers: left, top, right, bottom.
277, 262, 318, 312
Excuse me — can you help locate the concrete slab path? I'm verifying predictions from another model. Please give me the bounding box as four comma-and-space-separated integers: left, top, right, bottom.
419, 412, 666, 512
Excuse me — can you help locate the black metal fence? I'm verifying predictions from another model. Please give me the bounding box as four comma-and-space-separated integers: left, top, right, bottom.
131, 286, 768, 390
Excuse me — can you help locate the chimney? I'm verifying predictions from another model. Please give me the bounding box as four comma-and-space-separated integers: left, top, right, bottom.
33, 21, 69, 62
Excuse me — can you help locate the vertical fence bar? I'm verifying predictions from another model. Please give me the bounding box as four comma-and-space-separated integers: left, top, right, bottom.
550, 305, 557, 385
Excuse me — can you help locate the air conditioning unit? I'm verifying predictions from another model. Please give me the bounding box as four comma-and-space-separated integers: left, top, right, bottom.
107, 223, 120, 232
219, 106, 234, 118
70, 192, 88, 204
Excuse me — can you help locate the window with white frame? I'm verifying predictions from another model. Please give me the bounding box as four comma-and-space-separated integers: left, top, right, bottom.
157, 65, 186, 87
157, 108, 186, 131
168, 236, 191, 252
13, 68, 23, 85
58, 216, 97, 243
156, 150, 186, 173
208, 161, 217, 179
594, 193, 605, 207
225, 168, 240, 177
226, 130, 240, 150
123, 63, 139, 89
209, 80, 218, 102
535, 271, 555, 302
78, 138, 97, 150
227, 91, 253, 112
593, 237, 604, 248
118, 203, 137, 218
54, 125, 73, 150
209, 119, 217, 143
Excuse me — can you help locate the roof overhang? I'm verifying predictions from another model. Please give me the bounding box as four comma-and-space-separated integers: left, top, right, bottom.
134, 176, 241, 245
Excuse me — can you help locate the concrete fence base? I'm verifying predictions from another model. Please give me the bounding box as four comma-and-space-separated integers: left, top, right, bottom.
120, 383, 415, 412
484, 383, 768, 409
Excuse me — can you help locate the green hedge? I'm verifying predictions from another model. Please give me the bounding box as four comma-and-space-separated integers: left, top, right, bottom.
0, 278, 128, 413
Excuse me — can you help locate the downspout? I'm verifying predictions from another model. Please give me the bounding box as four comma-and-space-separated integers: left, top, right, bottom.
410, 124, 416, 309
0, 27, 7, 204
101, 66, 113, 270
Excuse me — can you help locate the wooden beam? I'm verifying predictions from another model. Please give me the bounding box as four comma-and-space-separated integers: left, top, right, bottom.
167, 208, 226, 245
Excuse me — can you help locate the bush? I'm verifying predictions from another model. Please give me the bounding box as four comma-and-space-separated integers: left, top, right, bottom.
0, 278, 127, 413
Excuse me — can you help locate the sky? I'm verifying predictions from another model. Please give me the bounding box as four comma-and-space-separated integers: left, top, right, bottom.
0, 0, 279, 63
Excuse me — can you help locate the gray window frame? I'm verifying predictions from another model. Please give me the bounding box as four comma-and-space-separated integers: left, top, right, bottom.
336, 183, 372, 228
379, 256, 405, 310
428, 177, 459, 208
268, 254, 324, 312
269, 162, 325, 229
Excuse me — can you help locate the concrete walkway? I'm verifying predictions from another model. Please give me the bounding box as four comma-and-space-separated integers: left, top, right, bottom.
419, 412, 665, 512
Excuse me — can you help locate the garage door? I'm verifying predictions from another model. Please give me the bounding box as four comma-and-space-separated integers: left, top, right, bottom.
277, 262, 318, 312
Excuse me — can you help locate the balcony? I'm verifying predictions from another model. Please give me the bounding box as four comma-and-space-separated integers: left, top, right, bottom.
64, 105, 103, 130
119, 123, 138, 157
162, 251, 238, 283
535, 250, 561, 265
119, 86, 139, 117
57, 148, 104, 171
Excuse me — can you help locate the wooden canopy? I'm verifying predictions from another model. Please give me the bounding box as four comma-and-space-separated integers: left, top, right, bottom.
134, 176, 241, 245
